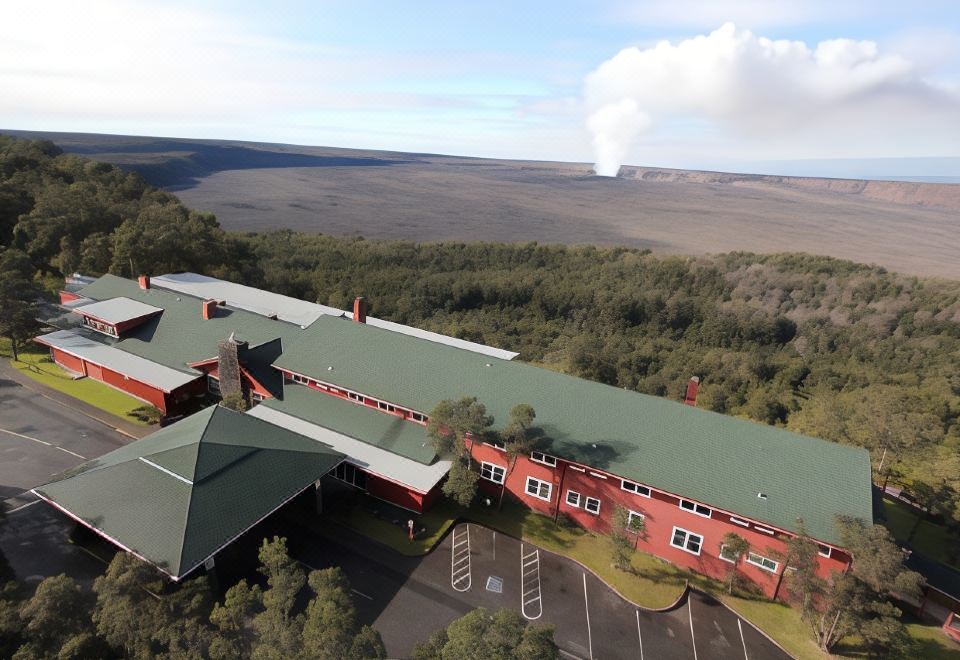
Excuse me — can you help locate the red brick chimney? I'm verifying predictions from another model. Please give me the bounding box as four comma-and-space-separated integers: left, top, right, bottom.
352, 296, 367, 324
683, 376, 700, 406
138, 275, 150, 290
202, 299, 219, 320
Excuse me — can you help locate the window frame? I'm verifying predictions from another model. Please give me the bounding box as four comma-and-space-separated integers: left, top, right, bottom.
525, 476, 552, 502
719, 544, 740, 564
817, 544, 832, 558
565, 490, 581, 507
207, 375, 221, 396
584, 496, 601, 515
479, 461, 506, 485
670, 526, 703, 556
626, 510, 644, 531
679, 499, 713, 518
530, 451, 557, 467
621, 480, 651, 497
746, 552, 779, 573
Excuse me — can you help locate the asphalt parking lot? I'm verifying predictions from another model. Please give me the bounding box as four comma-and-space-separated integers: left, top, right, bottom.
0, 374, 128, 500
286, 517, 790, 659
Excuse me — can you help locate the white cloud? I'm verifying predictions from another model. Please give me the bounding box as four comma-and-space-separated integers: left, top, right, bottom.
613, 0, 863, 30
584, 23, 960, 175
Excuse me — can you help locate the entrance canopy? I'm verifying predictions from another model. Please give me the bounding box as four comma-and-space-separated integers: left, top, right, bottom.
33, 406, 343, 580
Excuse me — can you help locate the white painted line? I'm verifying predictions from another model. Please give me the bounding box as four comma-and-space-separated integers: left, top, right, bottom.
688, 597, 699, 660
7, 499, 40, 514
0, 427, 52, 445
636, 610, 644, 660
55, 446, 86, 459
520, 544, 543, 620
351, 588, 373, 601
451, 524, 472, 592
492, 531, 496, 561
582, 572, 593, 660
738, 618, 749, 660
559, 650, 585, 660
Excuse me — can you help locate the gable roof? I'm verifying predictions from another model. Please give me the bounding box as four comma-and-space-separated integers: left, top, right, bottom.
275, 314, 873, 546
33, 406, 343, 579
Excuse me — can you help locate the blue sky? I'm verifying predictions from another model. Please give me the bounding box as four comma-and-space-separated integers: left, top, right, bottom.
2, 1, 959, 172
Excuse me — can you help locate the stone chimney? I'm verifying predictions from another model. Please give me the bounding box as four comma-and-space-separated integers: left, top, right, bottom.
202, 299, 219, 320
217, 332, 247, 400
683, 376, 700, 407
352, 296, 367, 324
138, 275, 150, 290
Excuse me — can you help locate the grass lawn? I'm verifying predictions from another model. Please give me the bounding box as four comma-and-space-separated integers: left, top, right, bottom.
5, 342, 151, 426
332, 494, 960, 660
881, 496, 959, 569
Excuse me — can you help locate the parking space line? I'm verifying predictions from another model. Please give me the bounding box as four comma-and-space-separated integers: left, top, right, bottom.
351, 588, 373, 601
520, 544, 542, 620
451, 524, 471, 592
738, 619, 748, 660
7, 499, 40, 514
582, 572, 593, 660
0, 427, 52, 446
56, 446, 86, 459
688, 597, 699, 660
636, 610, 644, 660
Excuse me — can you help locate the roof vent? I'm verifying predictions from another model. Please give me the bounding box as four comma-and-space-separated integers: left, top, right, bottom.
485, 363, 492, 367
328, 366, 334, 371
757, 492, 768, 500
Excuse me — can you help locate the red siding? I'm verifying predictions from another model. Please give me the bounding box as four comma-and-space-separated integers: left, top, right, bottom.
366, 474, 428, 513
50, 348, 85, 374
470, 442, 850, 599
99, 365, 169, 411
59, 291, 81, 304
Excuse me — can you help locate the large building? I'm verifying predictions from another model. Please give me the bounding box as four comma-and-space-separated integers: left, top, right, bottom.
34, 272, 873, 594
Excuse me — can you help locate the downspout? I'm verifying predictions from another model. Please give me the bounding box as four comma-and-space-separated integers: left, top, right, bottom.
553, 461, 569, 524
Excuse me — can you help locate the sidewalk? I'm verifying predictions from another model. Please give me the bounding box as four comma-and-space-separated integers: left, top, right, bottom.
0, 359, 153, 440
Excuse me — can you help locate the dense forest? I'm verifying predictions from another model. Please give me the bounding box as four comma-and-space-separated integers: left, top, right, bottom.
2, 135, 958, 500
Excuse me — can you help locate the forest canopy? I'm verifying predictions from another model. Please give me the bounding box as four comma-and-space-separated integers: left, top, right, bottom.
2, 135, 958, 492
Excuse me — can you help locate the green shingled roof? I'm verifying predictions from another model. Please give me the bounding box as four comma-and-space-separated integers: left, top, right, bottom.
34, 406, 343, 579
262, 383, 438, 464
78, 275, 302, 375
276, 315, 873, 546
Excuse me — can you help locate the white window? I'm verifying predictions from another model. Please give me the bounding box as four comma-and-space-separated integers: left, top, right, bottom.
251, 391, 265, 402
569, 465, 586, 473
621, 480, 651, 497
530, 451, 556, 467
480, 462, 506, 484
755, 526, 775, 536
411, 412, 426, 423
525, 477, 552, 501
377, 401, 397, 413
719, 544, 740, 563
566, 490, 581, 507
207, 375, 221, 395
729, 517, 750, 528
584, 497, 601, 515
746, 552, 779, 573
588, 471, 607, 480
817, 544, 832, 558
679, 499, 712, 518
347, 391, 362, 402
626, 510, 644, 531
292, 373, 309, 385
670, 527, 703, 555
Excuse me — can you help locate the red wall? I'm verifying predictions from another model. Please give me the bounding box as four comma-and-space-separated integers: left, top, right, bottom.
98, 364, 169, 411
366, 473, 430, 513
50, 348, 85, 375
59, 291, 81, 304
470, 442, 850, 599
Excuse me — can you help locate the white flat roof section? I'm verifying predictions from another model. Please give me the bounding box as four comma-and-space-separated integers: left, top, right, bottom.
74, 297, 163, 325
35, 330, 200, 393
246, 405, 451, 494
153, 272, 519, 360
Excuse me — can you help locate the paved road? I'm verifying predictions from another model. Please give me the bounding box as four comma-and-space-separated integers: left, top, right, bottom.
0, 373, 129, 500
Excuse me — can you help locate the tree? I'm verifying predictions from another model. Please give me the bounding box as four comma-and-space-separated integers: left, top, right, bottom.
426, 397, 494, 459
906, 480, 957, 543
442, 461, 479, 507
0, 249, 39, 361
497, 404, 537, 508
411, 607, 557, 660
784, 516, 923, 654
301, 567, 385, 660
210, 580, 262, 660
609, 506, 644, 571
428, 398, 494, 507
92, 552, 162, 659
719, 533, 750, 594
252, 537, 305, 660
220, 392, 248, 412
15, 574, 95, 659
